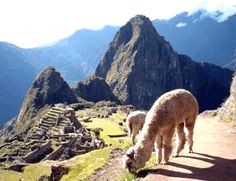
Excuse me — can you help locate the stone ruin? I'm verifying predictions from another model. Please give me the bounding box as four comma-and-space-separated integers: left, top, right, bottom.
0, 106, 107, 170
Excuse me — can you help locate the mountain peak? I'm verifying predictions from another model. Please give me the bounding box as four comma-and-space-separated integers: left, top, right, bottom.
129, 14, 152, 25
14, 67, 78, 134
95, 15, 232, 111
95, 14, 172, 79
123, 14, 160, 39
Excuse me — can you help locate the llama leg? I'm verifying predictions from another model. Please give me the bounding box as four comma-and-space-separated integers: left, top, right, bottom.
173, 123, 186, 157
155, 135, 163, 164
185, 117, 196, 153
131, 132, 137, 145
163, 126, 175, 164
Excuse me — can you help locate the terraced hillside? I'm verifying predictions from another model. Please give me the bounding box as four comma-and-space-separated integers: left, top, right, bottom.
0, 103, 132, 181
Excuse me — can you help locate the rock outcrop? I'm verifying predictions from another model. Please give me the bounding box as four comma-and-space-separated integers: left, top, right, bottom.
73, 76, 120, 103
13, 67, 78, 134
95, 15, 233, 111
217, 75, 236, 122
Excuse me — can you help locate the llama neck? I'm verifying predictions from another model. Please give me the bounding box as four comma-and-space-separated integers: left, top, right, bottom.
135, 125, 157, 163
135, 111, 160, 164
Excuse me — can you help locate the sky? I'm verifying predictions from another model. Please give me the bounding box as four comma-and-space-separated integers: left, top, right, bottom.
0, 0, 235, 48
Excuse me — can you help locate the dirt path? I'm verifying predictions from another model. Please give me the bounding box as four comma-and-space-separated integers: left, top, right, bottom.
87, 148, 126, 181
88, 115, 236, 181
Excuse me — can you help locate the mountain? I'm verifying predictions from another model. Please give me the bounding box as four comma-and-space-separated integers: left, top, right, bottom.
1, 10, 235, 128
13, 67, 78, 134
28, 26, 119, 83
73, 76, 120, 103
153, 10, 236, 67
95, 15, 233, 112
0, 26, 117, 128
0, 42, 36, 128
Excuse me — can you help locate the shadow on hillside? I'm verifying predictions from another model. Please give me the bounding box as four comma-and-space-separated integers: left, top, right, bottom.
137, 152, 236, 181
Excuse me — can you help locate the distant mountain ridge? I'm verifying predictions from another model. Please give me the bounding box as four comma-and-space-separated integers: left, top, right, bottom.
28, 26, 119, 83
0, 42, 36, 127
153, 10, 236, 67
95, 15, 233, 111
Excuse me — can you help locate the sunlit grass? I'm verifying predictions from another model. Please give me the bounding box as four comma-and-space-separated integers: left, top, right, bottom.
0, 170, 21, 181
119, 171, 136, 181
61, 147, 111, 181
0, 164, 51, 181
22, 164, 51, 181
82, 116, 126, 147
111, 112, 126, 122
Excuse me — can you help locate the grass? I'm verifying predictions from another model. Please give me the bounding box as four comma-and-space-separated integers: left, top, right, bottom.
0, 170, 21, 181
21, 164, 51, 181
61, 147, 111, 181
82, 114, 128, 147
119, 171, 136, 181
118, 153, 158, 181
142, 153, 157, 170
0, 164, 51, 181
112, 112, 126, 122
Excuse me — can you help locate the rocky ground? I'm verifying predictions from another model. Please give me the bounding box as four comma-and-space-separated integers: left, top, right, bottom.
87, 113, 236, 181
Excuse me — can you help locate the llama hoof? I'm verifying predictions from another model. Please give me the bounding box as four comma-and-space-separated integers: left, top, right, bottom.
189, 150, 193, 153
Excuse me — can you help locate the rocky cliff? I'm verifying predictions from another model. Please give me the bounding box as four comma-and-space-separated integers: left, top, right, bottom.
13, 67, 78, 134
95, 15, 233, 111
217, 75, 236, 122
73, 76, 120, 103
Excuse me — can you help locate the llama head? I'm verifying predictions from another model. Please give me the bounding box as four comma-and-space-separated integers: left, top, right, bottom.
123, 146, 146, 173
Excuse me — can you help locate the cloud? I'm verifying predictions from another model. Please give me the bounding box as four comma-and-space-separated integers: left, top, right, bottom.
176, 22, 187, 28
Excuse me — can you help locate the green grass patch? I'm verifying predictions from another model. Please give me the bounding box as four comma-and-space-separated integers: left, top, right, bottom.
21, 164, 51, 181
0, 170, 21, 181
111, 112, 126, 122
82, 117, 126, 147
0, 163, 51, 181
61, 147, 112, 181
142, 153, 157, 170
119, 171, 136, 181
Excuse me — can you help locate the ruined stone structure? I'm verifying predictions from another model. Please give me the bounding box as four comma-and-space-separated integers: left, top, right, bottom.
0, 106, 106, 167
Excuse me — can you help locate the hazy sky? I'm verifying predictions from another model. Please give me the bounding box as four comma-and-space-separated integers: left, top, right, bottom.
0, 0, 235, 48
